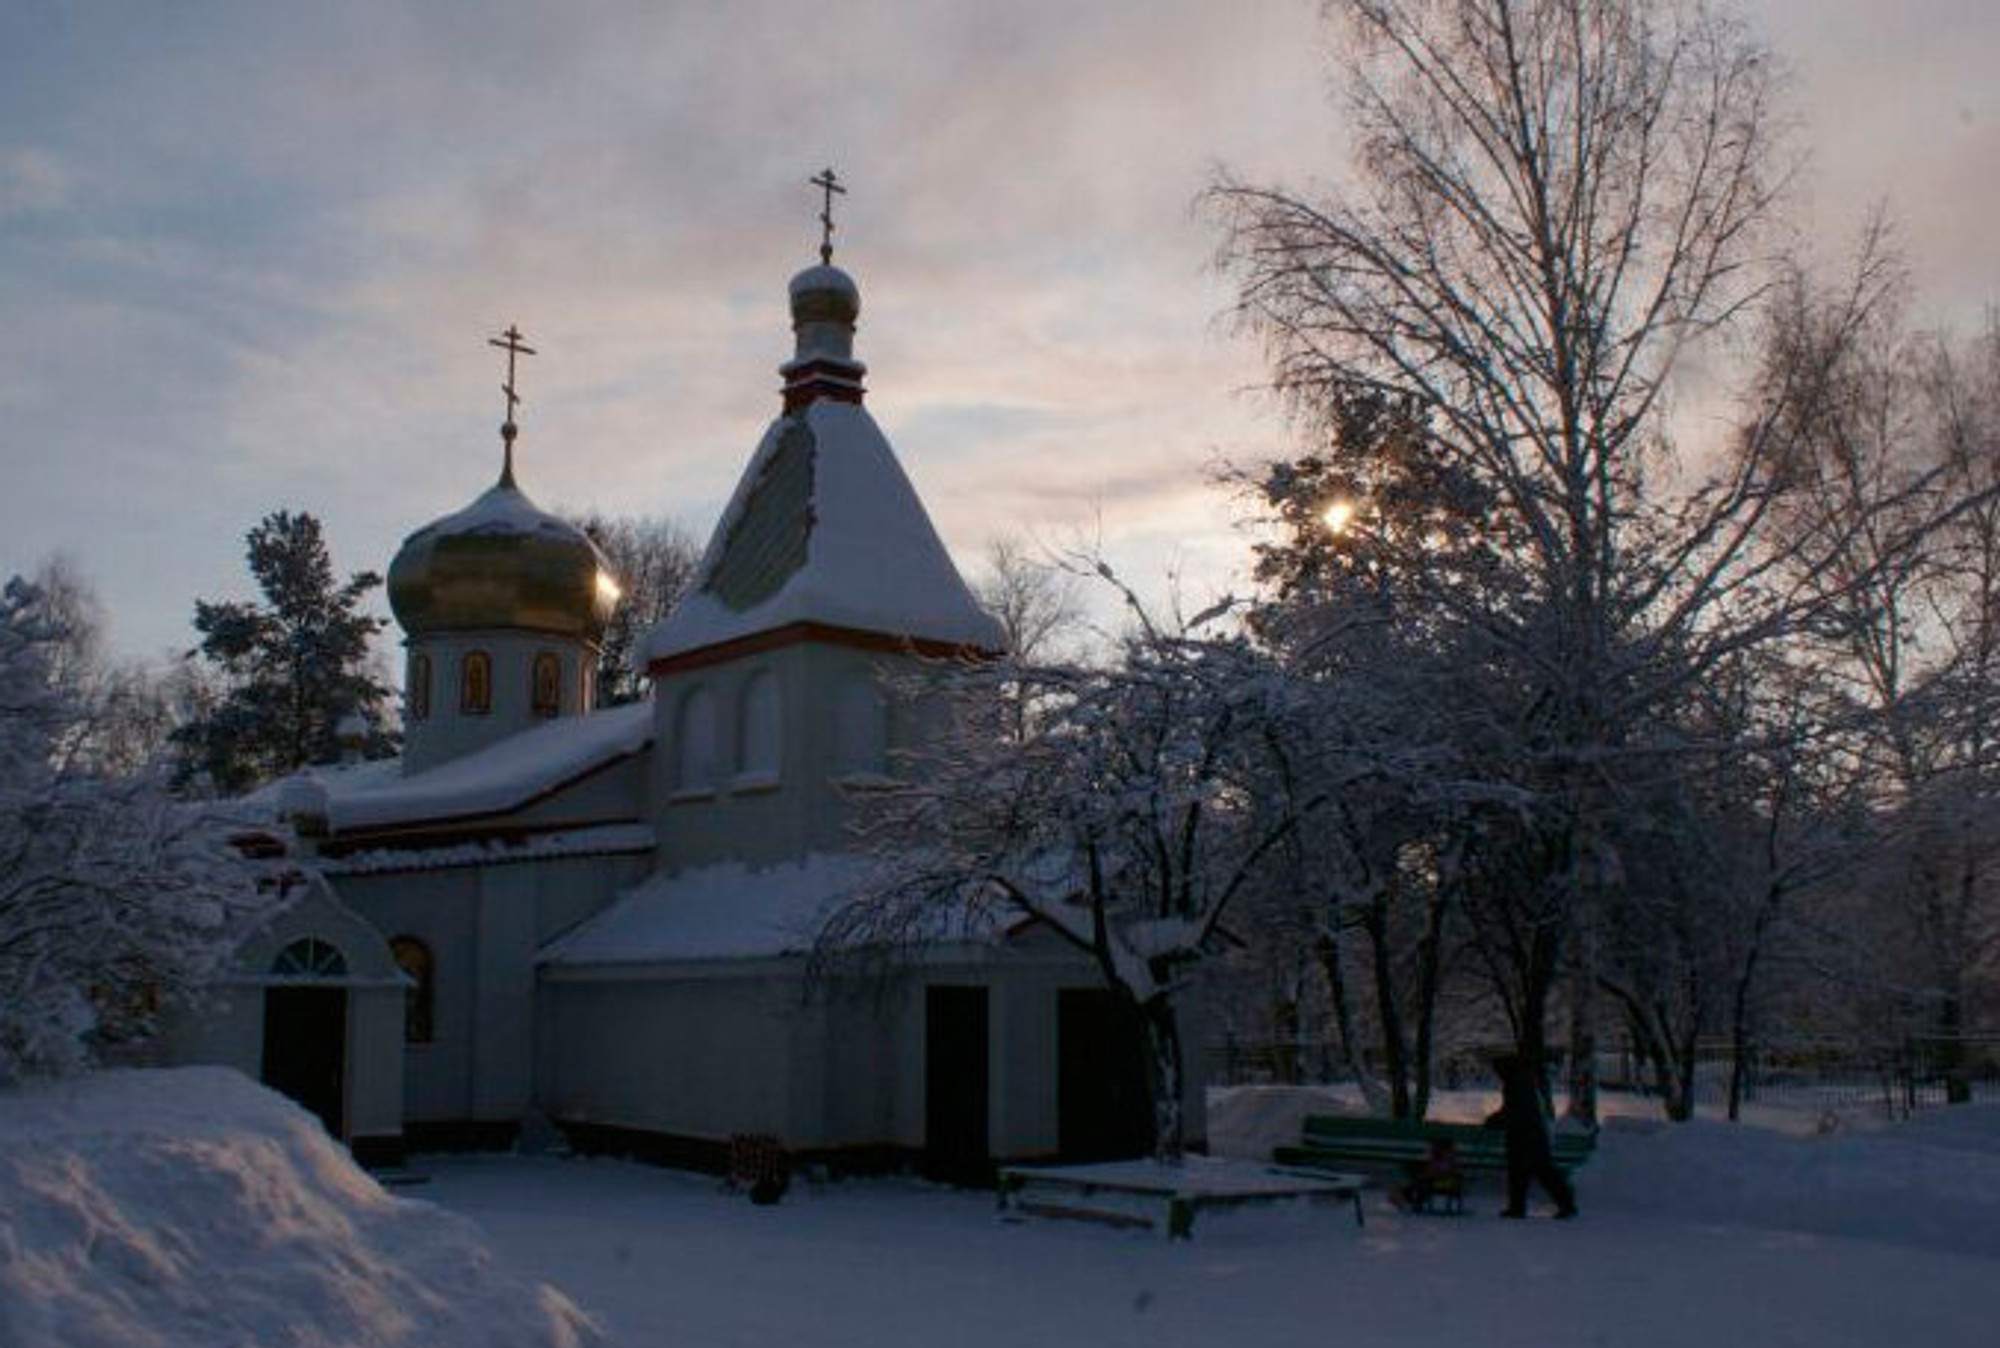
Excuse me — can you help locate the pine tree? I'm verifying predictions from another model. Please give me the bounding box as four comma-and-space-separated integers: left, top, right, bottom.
175, 511, 392, 792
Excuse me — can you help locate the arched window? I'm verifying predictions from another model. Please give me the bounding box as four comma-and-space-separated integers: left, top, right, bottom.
461, 650, 492, 714
271, 937, 347, 978
531, 651, 562, 718
676, 686, 719, 791
389, 936, 434, 1044
407, 652, 432, 721
738, 671, 781, 780
833, 675, 887, 775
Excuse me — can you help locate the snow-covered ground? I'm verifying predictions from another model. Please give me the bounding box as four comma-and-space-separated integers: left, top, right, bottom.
0, 1069, 598, 1348
6, 1071, 1996, 1347
418, 1087, 2000, 1348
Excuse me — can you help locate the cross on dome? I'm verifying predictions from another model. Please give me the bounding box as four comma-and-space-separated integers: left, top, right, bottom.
487, 323, 537, 483
810, 168, 845, 265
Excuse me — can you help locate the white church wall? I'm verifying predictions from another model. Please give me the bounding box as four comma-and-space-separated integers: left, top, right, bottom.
650, 642, 941, 877
537, 969, 798, 1141
337, 867, 479, 1123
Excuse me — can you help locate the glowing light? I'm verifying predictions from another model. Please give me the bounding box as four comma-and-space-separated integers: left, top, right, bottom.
1322, 499, 1357, 535
595, 571, 623, 604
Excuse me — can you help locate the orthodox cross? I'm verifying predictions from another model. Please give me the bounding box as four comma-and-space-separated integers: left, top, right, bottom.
810, 167, 845, 265
488, 323, 536, 431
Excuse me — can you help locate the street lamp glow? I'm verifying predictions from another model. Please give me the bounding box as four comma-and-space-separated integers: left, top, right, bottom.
1322, 499, 1357, 535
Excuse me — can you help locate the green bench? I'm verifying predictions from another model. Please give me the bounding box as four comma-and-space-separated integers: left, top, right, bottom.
1271, 1113, 1596, 1194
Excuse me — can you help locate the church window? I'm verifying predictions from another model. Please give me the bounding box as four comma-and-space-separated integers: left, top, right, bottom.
408, 653, 432, 721
389, 936, 434, 1044
461, 651, 493, 714
832, 674, 887, 775
271, 937, 347, 978
531, 651, 562, 718
676, 686, 720, 791
737, 671, 781, 781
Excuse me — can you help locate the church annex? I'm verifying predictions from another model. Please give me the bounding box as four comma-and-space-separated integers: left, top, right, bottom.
167, 214, 1202, 1177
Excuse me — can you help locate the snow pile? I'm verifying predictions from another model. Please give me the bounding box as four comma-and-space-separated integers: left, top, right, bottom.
1587, 1104, 2000, 1255
647, 400, 1004, 661
0, 1068, 601, 1348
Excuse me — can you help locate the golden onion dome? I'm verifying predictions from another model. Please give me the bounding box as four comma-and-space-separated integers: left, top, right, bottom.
387, 463, 618, 644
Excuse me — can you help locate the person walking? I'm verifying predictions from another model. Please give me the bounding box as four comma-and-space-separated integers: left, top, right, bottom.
1486, 1053, 1578, 1219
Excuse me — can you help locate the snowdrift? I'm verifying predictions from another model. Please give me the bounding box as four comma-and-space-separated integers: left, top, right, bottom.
0, 1067, 601, 1348
1210, 1084, 2000, 1256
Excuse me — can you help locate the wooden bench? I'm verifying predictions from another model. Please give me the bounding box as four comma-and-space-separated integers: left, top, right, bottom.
1272, 1114, 1595, 1195
997, 1156, 1367, 1239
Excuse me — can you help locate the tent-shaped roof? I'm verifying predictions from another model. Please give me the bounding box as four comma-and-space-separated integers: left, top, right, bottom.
646, 399, 1003, 662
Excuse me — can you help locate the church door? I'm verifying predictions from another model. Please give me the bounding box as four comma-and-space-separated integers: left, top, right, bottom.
924, 986, 990, 1186
263, 987, 348, 1138
1058, 988, 1152, 1162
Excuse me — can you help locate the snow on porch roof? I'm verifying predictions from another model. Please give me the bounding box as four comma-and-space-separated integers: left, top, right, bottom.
539, 853, 866, 965
539, 852, 1026, 967
644, 399, 1005, 664
319, 700, 652, 833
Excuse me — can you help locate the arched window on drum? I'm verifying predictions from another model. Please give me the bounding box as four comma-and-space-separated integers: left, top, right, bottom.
531, 651, 562, 718
460, 650, 493, 715
407, 652, 432, 721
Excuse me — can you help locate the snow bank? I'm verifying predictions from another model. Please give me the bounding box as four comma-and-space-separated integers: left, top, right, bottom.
1210, 1085, 2000, 1257
0, 1068, 601, 1348
1588, 1105, 2000, 1256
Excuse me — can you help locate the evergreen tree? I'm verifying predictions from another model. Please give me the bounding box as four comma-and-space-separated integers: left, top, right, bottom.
175, 511, 392, 792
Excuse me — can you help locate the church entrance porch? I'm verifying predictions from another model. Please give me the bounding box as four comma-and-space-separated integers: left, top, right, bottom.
923, 985, 991, 1186
262, 985, 348, 1138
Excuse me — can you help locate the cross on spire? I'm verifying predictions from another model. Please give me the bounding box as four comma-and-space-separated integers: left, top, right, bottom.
810, 167, 845, 265
487, 323, 536, 483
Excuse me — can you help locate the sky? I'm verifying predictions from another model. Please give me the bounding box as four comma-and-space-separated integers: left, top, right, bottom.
1, 0, 1995, 661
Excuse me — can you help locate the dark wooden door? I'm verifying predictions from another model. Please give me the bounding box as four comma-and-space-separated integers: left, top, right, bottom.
262, 987, 347, 1138
924, 985, 990, 1185
1058, 988, 1152, 1161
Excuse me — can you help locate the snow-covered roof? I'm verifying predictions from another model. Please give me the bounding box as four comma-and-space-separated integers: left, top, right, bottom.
318, 822, 655, 876
645, 399, 1005, 662
317, 700, 651, 833
540, 853, 868, 965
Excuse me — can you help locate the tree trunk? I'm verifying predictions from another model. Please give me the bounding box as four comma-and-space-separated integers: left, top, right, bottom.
1364, 901, 1413, 1118
1140, 997, 1186, 1164
1314, 928, 1377, 1110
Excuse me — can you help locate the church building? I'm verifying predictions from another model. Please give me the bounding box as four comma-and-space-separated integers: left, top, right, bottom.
167, 208, 1201, 1178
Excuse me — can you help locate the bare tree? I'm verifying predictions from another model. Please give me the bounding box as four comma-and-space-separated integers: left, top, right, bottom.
1207, 1, 1965, 1103
827, 606, 1332, 1162
971, 534, 1085, 663
573, 513, 701, 706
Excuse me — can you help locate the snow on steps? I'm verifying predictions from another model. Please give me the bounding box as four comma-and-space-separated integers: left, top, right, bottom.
0, 1067, 601, 1348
